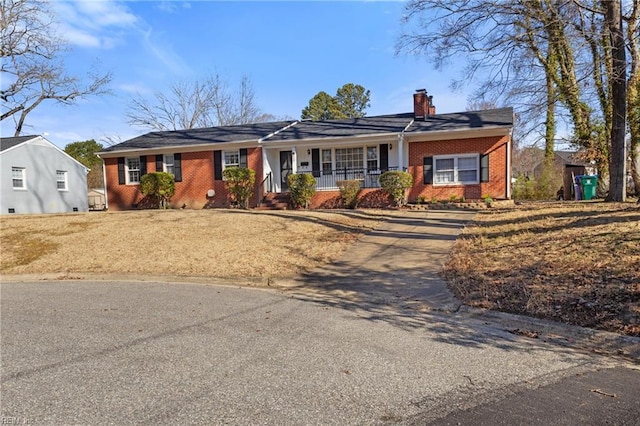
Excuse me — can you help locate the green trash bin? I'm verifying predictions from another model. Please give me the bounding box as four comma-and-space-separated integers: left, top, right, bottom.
580, 175, 598, 200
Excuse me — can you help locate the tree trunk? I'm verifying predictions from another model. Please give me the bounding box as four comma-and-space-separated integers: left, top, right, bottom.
604, 0, 627, 201
627, 3, 640, 195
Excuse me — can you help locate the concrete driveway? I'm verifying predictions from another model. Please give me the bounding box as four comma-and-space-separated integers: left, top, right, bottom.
2, 210, 639, 424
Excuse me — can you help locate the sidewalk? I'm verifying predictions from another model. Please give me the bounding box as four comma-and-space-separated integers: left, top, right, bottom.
281, 208, 640, 363
282, 209, 475, 312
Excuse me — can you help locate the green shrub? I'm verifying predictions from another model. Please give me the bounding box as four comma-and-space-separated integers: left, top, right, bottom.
379, 171, 413, 207
449, 194, 458, 202
337, 179, 361, 209
482, 194, 494, 207
288, 173, 316, 209
416, 195, 427, 205
223, 167, 256, 209
140, 172, 175, 209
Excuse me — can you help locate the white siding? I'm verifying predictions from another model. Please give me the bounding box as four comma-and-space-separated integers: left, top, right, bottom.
0, 137, 88, 214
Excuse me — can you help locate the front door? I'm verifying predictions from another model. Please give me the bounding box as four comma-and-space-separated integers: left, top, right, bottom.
280, 151, 293, 191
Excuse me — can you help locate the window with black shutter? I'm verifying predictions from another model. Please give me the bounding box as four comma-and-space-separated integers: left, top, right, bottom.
140, 156, 147, 176
311, 149, 320, 177
117, 157, 125, 185
239, 149, 248, 168
423, 156, 433, 184
380, 144, 389, 171
174, 153, 182, 182
156, 155, 163, 172
214, 150, 222, 181
480, 153, 489, 182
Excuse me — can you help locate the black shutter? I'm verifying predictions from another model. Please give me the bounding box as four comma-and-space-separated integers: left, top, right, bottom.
380, 144, 389, 171
239, 149, 248, 168
311, 148, 320, 177
214, 150, 222, 181
140, 156, 147, 176
117, 157, 125, 185
156, 154, 163, 172
480, 154, 489, 182
423, 156, 433, 184
174, 153, 182, 182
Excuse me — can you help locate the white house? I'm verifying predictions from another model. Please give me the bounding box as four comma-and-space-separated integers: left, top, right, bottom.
0, 135, 89, 214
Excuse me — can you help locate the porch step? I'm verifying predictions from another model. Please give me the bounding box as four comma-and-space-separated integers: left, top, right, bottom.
258, 192, 290, 210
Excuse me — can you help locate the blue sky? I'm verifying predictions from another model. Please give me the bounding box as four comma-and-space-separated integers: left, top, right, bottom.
3, 1, 476, 148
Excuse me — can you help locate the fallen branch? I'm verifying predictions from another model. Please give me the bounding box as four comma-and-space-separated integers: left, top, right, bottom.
590, 388, 617, 398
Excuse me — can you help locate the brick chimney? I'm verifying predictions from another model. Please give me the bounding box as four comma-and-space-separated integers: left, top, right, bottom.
413, 89, 435, 119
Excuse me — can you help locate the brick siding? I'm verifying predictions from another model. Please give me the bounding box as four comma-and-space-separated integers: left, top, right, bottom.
407, 135, 510, 201
105, 147, 263, 210
104, 136, 509, 210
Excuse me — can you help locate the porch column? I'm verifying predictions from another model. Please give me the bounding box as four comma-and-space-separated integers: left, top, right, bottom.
397, 134, 404, 170
291, 147, 298, 174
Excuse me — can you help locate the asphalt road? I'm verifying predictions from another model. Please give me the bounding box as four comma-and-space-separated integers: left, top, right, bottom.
1, 280, 638, 425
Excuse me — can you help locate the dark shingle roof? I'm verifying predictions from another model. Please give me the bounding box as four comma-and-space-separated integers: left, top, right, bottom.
101, 108, 514, 153
0, 135, 37, 152
406, 108, 513, 133
101, 121, 295, 152
555, 150, 588, 166
263, 113, 414, 142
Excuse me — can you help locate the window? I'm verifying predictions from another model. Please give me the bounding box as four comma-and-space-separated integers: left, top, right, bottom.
223, 151, 239, 169
126, 157, 141, 184
164, 154, 174, 175
56, 170, 67, 190
12, 167, 25, 189
434, 155, 479, 185
335, 147, 363, 170
366, 146, 378, 171
322, 149, 332, 175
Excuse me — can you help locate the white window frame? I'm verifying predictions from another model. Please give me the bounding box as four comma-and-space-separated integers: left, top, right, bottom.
321, 149, 332, 175
433, 154, 479, 185
163, 154, 175, 175
126, 157, 141, 184
335, 147, 364, 170
223, 151, 240, 169
366, 146, 378, 172
56, 170, 68, 191
12, 167, 26, 190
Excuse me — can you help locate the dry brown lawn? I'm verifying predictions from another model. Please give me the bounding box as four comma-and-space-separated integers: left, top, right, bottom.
445, 202, 640, 336
0, 209, 387, 282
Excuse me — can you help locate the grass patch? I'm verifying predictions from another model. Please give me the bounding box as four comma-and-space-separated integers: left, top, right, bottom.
1, 232, 59, 269
445, 201, 640, 336
0, 209, 386, 280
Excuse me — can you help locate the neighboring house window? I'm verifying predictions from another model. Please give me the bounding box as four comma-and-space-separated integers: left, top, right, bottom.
434, 155, 479, 185
12, 167, 25, 189
322, 149, 332, 175
366, 146, 378, 171
164, 154, 174, 175
224, 151, 239, 169
126, 157, 141, 184
335, 147, 363, 170
56, 170, 68, 190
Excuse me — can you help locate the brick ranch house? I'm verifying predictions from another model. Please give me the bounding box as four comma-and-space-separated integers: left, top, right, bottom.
99, 91, 514, 210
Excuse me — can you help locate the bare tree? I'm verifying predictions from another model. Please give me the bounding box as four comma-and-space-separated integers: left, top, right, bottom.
126, 74, 271, 131
398, 0, 635, 200
603, 0, 627, 201
625, 0, 640, 194
1, 0, 111, 136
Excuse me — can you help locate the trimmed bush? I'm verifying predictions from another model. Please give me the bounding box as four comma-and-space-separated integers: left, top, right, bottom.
140, 172, 175, 209
337, 179, 361, 209
288, 173, 316, 209
380, 171, 413, 207
223, 167, 256, 209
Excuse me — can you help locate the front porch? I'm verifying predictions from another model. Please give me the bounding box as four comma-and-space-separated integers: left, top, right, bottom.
259, 166, 402, 195
260, 141, 403, 195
